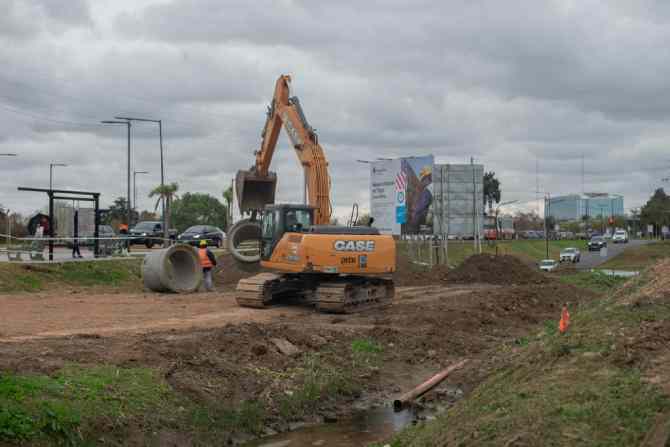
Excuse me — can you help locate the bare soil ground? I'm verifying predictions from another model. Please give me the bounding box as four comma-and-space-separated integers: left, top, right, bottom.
0, 254, 602, 444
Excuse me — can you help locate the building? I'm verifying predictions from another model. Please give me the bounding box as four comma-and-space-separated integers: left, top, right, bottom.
548, 193, 624, 221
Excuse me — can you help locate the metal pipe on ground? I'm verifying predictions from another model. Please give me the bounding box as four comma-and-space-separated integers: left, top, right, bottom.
142, 244, 202, 293
393, 359, 468, 411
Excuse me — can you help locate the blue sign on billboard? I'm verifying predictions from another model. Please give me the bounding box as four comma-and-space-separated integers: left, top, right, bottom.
396, 206, 406, 224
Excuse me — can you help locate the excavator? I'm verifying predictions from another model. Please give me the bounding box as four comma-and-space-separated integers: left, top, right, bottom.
227, 75, 396, 313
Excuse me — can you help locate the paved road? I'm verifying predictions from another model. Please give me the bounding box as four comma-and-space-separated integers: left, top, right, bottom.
575, 239, 650, 270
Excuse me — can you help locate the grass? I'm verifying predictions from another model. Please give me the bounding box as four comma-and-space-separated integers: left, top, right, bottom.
383, 264, 670, 446
399, 239, 588, 268
558, 271, 628, 293
0, 259, 142, 293
0, 365, 175, 444
600, 241, 670, 270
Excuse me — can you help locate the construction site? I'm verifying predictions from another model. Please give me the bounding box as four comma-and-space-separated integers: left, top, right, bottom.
2, 12, 670, 443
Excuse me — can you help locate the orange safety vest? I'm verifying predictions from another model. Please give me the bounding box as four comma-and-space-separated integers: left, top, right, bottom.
199, 248, 213, 268
559, 305, 570, 334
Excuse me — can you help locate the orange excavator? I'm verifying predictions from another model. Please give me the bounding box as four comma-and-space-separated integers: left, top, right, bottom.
228, 75, 396, 313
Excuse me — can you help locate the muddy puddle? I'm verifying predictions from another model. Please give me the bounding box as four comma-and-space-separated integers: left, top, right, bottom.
244, 406, 425, 447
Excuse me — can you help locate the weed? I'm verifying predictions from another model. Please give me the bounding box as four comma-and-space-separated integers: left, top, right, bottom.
351, 338, 383, 354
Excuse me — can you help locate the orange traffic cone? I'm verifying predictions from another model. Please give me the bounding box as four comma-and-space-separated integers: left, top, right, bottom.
559, 303, 570, 334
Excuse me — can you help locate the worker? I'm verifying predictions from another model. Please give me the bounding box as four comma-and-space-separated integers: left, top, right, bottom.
198, 239, 217, 292
72, 209, 82, 259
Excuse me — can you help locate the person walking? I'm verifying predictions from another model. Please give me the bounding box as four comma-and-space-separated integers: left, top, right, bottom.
198, 239, 217, 292
72, 210, 82, 259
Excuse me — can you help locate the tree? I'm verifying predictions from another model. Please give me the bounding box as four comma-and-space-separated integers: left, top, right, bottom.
483, 171, 501, 213
170, 193, 229, 233
102, 197, 137, 226
640, 188, 670, 237
149, 182, 179, 230
222, 185, 234, 230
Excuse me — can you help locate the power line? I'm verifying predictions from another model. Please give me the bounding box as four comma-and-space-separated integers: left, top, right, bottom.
0, 102, 102, 128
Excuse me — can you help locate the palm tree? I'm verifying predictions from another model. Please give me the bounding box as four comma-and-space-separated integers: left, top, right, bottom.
149, 182, 179, 231
222, 185, 234, 229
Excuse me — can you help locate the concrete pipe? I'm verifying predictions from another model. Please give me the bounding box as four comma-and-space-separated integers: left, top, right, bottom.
227, 218, 262, 264
142, 244, 202, 293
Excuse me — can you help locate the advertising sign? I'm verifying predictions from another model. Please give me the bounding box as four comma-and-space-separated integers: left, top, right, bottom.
400, 155, 434, 234
370, 159, 402, 234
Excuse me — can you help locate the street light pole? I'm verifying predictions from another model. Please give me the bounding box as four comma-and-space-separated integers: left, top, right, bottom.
115, 116, 167, 245
133, 170, 149, 224
49, 163, 68, 190
102, 120, 132, 229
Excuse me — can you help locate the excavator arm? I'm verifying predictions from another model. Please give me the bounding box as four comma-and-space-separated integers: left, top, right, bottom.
236, 75, 332, 224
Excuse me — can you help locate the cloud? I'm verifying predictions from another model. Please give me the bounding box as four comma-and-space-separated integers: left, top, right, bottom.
2, 0, 670, 220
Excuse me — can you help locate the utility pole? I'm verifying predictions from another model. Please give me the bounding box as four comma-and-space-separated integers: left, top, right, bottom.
115, 117, 167, 246
49, 162, 68, 190
544, 193, 550, 259
102, 120, 132, 230
471, 157, 478, 253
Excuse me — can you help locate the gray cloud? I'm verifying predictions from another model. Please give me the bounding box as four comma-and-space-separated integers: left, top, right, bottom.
2, 0, 670, 219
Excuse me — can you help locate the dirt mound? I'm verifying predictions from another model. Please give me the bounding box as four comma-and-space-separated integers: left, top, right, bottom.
214, 253, 265, 289
449, 254, 549, 285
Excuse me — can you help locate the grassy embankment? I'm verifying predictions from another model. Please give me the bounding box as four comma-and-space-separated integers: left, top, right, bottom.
0, 259, 142, 293
383, 259, 670, 446
0, 338, 382, 444
399, 239, 588, 268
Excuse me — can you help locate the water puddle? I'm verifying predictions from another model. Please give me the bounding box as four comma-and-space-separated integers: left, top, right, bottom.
244, 406, 424, 447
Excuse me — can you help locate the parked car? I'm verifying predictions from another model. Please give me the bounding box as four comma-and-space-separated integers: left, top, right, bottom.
559, 247, 581, 263
588, 235, 607, 251
177, 225, 226, 247
539, 259, 558, 272
129, 221, 176, 248
612, 230, 629, 244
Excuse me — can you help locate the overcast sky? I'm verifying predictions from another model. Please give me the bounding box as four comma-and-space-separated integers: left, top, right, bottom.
1, 0, 669, 220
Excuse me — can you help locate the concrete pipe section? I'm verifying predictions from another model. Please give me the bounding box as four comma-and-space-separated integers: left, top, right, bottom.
226, 218, 262, 264
143, 244, 202, 293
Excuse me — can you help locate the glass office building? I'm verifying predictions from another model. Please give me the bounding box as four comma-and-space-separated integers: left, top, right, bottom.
548, 193, 624, 221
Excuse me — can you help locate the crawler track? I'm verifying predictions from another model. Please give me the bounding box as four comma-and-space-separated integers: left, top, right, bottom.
235, 274, 394, 313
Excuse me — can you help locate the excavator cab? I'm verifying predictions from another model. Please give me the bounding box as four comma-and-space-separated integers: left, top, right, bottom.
260, 204, 314, 261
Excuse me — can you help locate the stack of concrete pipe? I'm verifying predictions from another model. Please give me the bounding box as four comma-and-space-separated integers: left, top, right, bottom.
142, 244, 202, 293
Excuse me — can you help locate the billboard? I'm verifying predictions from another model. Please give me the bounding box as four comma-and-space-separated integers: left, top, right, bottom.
370, 155, 434, 235
433, 163, 484, 238
370, 159, 401, 234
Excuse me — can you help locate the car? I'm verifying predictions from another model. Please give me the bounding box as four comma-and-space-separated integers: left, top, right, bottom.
129, 221, 175, 248
612, 230, 629, 244
588, 235, 607, 251
559, 247, 581, 263
177, 225, 226, 247
539, 259, 558, 272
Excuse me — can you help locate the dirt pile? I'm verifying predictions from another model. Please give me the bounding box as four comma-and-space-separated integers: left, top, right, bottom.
448, 254, 549, 285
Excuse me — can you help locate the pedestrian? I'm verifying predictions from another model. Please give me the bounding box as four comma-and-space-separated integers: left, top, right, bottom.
199, 239, 217, 292
72, 210, 82, 259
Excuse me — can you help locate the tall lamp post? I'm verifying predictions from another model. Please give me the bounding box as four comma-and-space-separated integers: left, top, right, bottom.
49, 163, 68, 190
115, 116, 166, 245
102, 120, 132, 229
133, 170, 149, 224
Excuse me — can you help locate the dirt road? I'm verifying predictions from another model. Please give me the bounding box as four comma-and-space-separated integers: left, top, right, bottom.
0, 285, 477, 341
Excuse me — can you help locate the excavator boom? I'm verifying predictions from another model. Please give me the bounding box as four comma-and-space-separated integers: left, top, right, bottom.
236, 75, 332, 224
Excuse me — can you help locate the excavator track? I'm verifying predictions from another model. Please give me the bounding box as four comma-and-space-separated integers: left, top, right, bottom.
235, 273, 283, 308
235, 274, 394, 313
315, 278, 394, 314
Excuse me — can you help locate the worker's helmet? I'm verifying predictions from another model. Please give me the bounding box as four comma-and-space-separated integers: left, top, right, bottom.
199, 239, 207, 247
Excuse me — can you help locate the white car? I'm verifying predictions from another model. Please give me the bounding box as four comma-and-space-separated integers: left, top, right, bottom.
559, 247, 581, 263
539, 259, 558, 272
612, 230, 629, 244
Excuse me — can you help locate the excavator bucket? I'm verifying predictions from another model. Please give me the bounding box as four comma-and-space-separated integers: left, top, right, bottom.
235, 169, 277, 213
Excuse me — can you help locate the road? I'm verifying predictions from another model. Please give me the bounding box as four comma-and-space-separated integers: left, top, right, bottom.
575, 239, 650, 270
